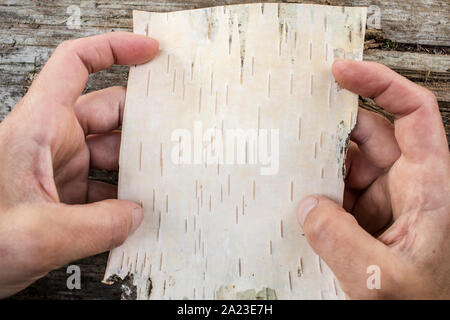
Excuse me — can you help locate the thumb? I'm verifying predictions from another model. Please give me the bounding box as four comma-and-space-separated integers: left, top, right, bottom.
297, 195, 394, 298
33, 199, 143, 268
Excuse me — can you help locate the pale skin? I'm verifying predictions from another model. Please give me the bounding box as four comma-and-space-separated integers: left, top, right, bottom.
0, 33, 448, 299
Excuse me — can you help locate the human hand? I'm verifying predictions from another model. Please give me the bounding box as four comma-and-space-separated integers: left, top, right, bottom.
0, 32, 159, 298
297, 60, 450, 299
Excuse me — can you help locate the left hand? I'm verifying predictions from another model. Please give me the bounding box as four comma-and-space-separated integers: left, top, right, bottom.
0, 32, 159, 298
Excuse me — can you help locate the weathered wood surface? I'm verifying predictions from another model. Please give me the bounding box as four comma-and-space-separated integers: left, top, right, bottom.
1, 0, 448, 299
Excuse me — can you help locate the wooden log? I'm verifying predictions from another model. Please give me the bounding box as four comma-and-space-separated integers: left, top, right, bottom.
0, 0, 448, 45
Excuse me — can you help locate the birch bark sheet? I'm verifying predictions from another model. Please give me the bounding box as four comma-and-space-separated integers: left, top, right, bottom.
104, 3, 367, 300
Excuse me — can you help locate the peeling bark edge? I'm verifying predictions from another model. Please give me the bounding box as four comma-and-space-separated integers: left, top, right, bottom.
103, 273, 153, 300
337, 119, 356, 180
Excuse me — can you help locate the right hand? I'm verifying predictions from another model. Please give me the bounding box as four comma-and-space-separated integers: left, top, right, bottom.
297, 60, 450, 299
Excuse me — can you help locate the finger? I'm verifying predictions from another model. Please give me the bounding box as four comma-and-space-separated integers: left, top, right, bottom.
344, 144, 392, 234
33, 200, 143, 267
297, 195, 397, 298
351, 108, 400, 169
29, 32, 158, 107
87, 180, 117, 203
86, 131, 121, 170
351, 176, 393, 234
75, 86, 126, 135
343, 187, 359, 213
345, 142, 384, 190
333, 60, 448, 162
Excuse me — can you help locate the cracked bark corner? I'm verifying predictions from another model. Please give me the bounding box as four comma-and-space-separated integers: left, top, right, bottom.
336, 118, 356, 181
102, 273, 153, 300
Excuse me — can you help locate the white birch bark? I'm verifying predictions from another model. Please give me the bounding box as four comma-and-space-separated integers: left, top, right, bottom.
104, 3, 367, 300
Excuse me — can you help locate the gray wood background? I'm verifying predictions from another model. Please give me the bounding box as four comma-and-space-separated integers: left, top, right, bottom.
1, 0, 449, 299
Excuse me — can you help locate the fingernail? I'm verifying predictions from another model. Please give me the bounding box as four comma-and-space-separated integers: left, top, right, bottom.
130, 207, 144, 234
297, 196, 318, 227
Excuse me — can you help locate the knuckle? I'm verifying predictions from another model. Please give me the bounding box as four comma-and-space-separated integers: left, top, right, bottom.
111, 86, 127, 105
113, 86, 127, 94
56, 39, 76, 52
306, 210, 336, 244
423, 88, 437, 102
377, 112, 394, 128
306, 206, 356, 246
419, 88, 438, 108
